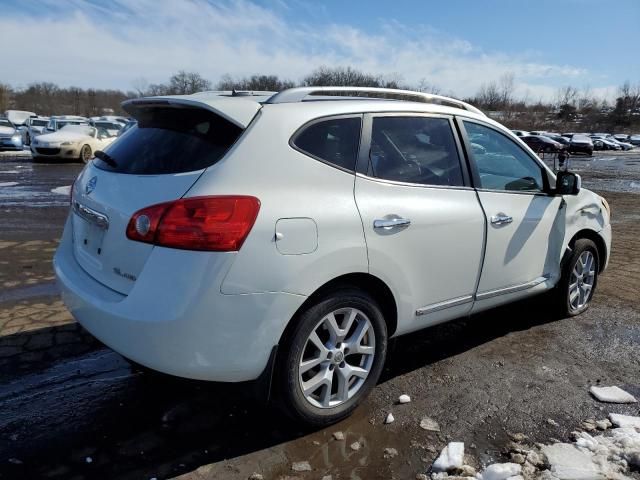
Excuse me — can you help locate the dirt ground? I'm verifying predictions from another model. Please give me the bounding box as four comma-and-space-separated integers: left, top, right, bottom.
0, 152, 638, 479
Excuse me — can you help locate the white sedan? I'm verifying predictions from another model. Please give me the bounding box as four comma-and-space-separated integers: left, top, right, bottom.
31, 125, 117, 163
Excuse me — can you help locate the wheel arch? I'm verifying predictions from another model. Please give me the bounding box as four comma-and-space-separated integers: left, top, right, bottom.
565, 228, 607, 273
278, 272, 398, 348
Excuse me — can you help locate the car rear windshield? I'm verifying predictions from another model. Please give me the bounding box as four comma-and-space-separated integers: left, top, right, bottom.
94, 106, 243, 174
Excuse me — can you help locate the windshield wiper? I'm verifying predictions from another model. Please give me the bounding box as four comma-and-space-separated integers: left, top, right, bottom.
94, 150, 118, 168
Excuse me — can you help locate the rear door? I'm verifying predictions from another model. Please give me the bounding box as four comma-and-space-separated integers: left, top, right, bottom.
459, 119, 564, 309
71, 104, 248, 294
355, 114, 485, 333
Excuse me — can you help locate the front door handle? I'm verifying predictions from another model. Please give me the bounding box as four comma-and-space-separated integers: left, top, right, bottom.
373, 217, 411, 229
490, 213, 513, 225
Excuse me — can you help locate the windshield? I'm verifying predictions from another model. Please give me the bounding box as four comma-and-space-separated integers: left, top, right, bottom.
59, 125, 96, 136
94, 122, 122, 130
57, 121, 86, 129
32, 119, 48, 127
0, 119, 13, 128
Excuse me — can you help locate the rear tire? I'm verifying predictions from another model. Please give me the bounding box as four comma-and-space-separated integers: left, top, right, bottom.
276, 288, 387, 427
553, 239, 599, 317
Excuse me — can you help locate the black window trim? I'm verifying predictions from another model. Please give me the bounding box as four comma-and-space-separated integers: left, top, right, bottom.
289, 113, 363, 174
356, 112, 473, 190
456, 116, 554, 196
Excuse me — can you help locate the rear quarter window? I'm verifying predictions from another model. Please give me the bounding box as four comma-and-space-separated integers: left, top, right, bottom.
94, 107, 243, 175
292, 117, 361, 172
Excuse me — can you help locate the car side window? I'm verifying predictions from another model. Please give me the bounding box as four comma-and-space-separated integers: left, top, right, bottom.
368, 116, 464, 187
293, 117, 361, 172
464, 121, 545, 192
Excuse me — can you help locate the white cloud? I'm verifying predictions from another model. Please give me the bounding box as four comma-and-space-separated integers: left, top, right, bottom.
0, 0, 614, 101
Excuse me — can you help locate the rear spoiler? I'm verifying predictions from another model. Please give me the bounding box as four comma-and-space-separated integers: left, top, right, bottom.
122, 96, 262, 129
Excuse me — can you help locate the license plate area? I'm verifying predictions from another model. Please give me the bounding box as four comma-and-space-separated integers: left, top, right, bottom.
72, 202, 109, 267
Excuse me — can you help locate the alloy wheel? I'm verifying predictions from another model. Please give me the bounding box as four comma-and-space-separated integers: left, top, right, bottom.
569, 250, 596, 311
298, 308, 375, 409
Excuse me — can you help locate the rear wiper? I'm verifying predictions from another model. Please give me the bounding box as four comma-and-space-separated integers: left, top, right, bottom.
94, 150, 118, 168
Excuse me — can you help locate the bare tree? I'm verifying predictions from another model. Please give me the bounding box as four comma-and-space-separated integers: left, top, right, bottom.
216, 74, 295, 91
0, 83, 12, 112
414, 79, 441, 95
131, 77, 149, 97
168, 71, 212, 95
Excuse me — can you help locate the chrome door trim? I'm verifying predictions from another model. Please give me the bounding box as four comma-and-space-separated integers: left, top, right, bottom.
475, 275, 549, 300
416, 294, 474, 316
73, 201, 109, 230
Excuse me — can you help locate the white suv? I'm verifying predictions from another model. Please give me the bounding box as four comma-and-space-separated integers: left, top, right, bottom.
54, 87, 611, 425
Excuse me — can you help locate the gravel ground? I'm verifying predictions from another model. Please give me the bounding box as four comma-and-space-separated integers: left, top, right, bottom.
0, 151, 638, 480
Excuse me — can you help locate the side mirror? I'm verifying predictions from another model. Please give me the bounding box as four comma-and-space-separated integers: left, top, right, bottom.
556, 171, 581, 195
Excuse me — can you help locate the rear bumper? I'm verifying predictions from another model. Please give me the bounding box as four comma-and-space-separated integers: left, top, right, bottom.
54, 217, 306, 381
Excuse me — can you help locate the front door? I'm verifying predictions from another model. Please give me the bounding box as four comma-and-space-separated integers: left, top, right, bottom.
460, 120, 565, 311
355, 114, 485, 334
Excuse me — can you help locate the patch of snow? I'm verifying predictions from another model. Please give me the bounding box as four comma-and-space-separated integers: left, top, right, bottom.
0, 170, 20, 173
543, 427, 640, 479
350, 441, 361, 451
477, 463, 521, 480
385, 412, 395, 424
432, 442, 464, 472
51, 185, 71, 196
399, 394, 411, 404
420, 417, 441, 431
0, 182, 18, 187
383, 447, 398, 458
291, 461, 311, 472
590, 386, 637, 403
609, 413, 640, 428
332, 431, 344, 441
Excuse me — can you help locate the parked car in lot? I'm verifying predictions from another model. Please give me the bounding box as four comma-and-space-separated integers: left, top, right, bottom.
568, 134, 594, 155
21, 116, 49, 145
54, 87, 611, 426
43, 116, 89, 134
591, 136, 621, 151
629, 135, 640, 146
31, 124, 118, 162
510, 129, 529, 137
90, 115, 129, 126
117, 119, 137, 136
543, 134, 571, 147
89, 120, 123, 136
613, 134, 630, 142
521, 134, 565, 153
0, 117, 24, 151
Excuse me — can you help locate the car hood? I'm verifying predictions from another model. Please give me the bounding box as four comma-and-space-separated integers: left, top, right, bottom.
35, 131, 90, 143
0, 126, 16, 136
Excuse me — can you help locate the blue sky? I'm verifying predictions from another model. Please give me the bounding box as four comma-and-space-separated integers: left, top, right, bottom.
1, 0, 638, 101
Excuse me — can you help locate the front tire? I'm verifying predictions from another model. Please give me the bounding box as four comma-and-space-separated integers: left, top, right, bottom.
555, 239, 599, 317
276, 288, 387, 426
80, 144, 92, 163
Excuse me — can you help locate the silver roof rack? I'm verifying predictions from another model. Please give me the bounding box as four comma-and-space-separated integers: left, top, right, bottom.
191, 90, 278, 97
266, 86, 484, 116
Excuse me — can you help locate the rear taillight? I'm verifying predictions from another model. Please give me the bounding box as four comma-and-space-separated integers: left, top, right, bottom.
126, 196, 260, 251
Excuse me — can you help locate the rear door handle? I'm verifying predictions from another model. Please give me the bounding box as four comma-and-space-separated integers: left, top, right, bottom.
373, 217, 411, 229
490, 213, 513, 225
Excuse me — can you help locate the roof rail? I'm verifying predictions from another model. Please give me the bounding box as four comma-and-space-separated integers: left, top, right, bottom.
266, 86, 484, 116
191, 90, 278, 97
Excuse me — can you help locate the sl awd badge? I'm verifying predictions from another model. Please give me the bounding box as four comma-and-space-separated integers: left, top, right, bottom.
86, 176, 97, 194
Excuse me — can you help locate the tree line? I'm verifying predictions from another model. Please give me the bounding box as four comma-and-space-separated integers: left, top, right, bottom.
1, 68, 639, 132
